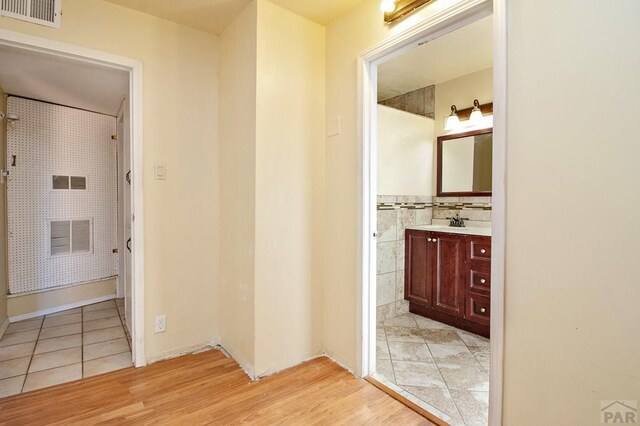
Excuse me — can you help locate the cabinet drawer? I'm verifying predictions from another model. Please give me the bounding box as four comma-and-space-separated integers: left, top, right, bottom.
470, 241, 491, 261
469, 269, 491, 294
466, 293, 490, 326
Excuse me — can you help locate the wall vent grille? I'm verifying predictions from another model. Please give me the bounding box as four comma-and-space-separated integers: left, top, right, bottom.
0, 0, 61, 28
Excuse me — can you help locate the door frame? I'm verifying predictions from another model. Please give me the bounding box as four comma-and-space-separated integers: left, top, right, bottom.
355, 0, 506, 424
0, 29, 147, 368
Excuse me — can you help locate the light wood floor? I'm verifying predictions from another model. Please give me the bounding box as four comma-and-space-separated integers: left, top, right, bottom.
0, 348, 433, 425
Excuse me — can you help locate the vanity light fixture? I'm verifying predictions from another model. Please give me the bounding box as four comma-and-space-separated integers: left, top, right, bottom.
383, 0, 436, 23
468, 99, 483, 126
444, 105, 460, 131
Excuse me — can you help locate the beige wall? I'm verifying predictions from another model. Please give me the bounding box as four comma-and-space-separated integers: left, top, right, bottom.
327, 0, 640, 423
323, 0, 468, 370
218, 1, 258, 374
0, 87, 6, 329
377, 104, 434, 196
254, 0, 325, 376
0, 0, 220, 360
7, 279, 116, 319
504, 0, 640, 423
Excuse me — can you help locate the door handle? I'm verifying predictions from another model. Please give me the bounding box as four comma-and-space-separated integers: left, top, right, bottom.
126, 171, 131, 185
126, 238, 132, 253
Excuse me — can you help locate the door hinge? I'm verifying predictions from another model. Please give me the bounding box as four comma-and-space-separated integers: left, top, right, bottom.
111, 135, 118, 141
112, 248, 119, 254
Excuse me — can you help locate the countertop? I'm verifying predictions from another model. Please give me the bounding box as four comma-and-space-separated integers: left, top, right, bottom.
406, 224, 492, 237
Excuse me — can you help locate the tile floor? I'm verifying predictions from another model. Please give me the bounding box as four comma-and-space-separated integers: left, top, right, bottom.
374, 312, 490, 426
0, 298, 132, 398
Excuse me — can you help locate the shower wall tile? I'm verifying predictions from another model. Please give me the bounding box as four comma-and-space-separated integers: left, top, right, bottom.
376, 195, 433, 317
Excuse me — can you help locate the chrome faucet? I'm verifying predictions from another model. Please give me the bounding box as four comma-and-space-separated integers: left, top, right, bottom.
448, 213, 468, 228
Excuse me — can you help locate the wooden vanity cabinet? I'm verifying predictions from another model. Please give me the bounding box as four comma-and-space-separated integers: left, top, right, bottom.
405, 229, 491, 337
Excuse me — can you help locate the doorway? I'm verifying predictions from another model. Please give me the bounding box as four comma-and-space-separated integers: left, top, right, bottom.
357, 1, 506, 425
0, 30, 145, 388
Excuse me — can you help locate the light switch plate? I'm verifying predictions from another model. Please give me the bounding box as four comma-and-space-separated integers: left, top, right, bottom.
154, 163, 167, 180
327, 117, 341, 137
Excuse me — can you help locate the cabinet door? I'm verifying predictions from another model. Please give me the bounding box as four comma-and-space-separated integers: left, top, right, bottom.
404, 231, 432, 307
432, 234, 465, 317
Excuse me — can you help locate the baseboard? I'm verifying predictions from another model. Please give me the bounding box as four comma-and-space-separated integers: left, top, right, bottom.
0, 317, 9, 340
8, 294, 116, 323
146, 340, 220, 365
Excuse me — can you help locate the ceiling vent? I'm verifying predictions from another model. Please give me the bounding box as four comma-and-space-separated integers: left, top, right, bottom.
1, 0, 61, 28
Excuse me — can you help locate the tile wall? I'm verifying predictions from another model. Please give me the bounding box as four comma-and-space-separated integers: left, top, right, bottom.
432, 196, 492, 224
376, 196, 432, 322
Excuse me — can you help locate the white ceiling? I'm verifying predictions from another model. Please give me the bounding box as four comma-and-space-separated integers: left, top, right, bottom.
377, 15, 493, 101
0, 45, 129, 116
103, 0, 366, 34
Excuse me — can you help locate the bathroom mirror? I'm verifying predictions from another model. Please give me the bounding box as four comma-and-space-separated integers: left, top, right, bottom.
437, 128, 493, 196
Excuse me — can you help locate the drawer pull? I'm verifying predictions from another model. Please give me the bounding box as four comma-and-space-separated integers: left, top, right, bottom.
480, 249, 486, 254
432, 238, 437, 243
427, 238, 432, 242
480, 279, 486, 284
480, 307, 487, 313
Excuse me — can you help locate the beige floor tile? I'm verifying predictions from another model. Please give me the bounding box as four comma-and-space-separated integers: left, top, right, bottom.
388, 341, 433, 362
39, 323, 81, 340
29, 347, 82, 373
5, 318, 42, 334
0, 356, 31, 380
467, 345, 490, 372
384, 325, 425, 343
83, 338, 129, 361
429, 343, 479, 365
456, 330, 490, 348
34, 334, 82, 355
22, 363, 82, 392
438, 362, 489, 391
115, 298, 124, 306
0, 375, 25, 398
0, 330, 40, 348
414, 315, 455, 331
83, 316, 122, 332
375, 358, 396, 384
402, 386, 465, 426
384, 314, 418, 328
83, 352, 132, 378
47, 308, 82, 318
0, 342, 36, 362
393, 360, 447, 388
42, 313, 82, 329
83, 326, 125, 345
83, 308, 119, 322
423, 329, 466, 346
377, 339, 390, 360
450, 389, 489, 426
82, 300, 116, 312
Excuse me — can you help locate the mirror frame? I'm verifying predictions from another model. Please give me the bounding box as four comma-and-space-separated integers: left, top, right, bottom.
437, 128, 493, 197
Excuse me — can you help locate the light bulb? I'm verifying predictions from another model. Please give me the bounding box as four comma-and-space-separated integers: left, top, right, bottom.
468, 99, 483, 126
444, 105, 460, 131
381, 0, 397, 13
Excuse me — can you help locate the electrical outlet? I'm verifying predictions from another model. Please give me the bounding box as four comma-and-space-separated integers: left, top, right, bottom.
155, 315, 166, 333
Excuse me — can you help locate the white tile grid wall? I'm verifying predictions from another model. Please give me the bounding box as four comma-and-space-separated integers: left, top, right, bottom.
7, 97, 118, 294
376, 196, 433, 322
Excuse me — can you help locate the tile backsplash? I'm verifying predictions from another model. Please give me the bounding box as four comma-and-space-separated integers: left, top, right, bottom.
375, 195, 492, 322
432, 196, 492, 223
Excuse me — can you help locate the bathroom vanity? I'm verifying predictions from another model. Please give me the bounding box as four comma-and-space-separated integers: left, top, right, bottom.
405, 225, 491, 337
